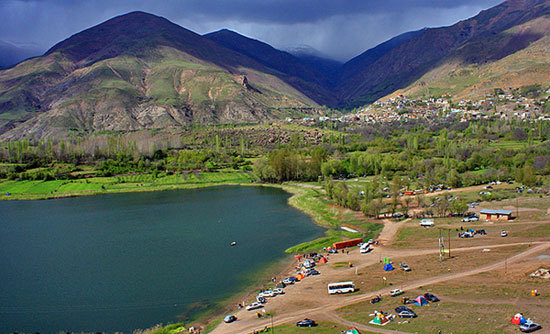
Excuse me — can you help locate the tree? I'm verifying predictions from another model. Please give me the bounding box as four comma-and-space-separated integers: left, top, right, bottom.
321, 159, 346, 178
447, 169, 461, 188
253, 157, 276, 181
521, 163, 537, 187
450, 199, 468, 215
390, 196, 400, 216
363, 199, 386, 219
310, 146, 328, 177
403, 196, 413, 217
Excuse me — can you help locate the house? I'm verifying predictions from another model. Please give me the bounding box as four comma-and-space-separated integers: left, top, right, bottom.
479, 209, 513, 221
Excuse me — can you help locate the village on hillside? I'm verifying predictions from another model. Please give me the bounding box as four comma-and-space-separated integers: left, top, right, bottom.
285, 86, 550, 125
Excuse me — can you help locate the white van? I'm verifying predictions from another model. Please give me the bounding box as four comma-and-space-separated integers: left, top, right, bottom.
360, 244, 373, 253
419, 219, 434, 227
328, 281, 355, 294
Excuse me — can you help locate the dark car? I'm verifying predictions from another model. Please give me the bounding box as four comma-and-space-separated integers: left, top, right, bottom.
308, 269, 320, 275
296, 318, 317, 327
395, 306, 413, 313
424, 293, 440, 302
475, 229, 487, 235
370, 295, 382, 304
520, 323, 542, 333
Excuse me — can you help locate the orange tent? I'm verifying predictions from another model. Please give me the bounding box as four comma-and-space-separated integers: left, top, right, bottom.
295, 273, 305, 280
318, 257, 328, 264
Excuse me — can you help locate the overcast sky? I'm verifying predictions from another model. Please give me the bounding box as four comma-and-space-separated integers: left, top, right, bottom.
0, 0, 504, 61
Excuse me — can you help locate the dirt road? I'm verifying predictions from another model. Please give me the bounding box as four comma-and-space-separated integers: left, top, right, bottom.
212, 213, 550, 334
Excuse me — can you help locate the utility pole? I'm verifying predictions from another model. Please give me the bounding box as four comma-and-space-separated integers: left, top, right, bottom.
516, 197, 519, 219
448, 228, 451, 258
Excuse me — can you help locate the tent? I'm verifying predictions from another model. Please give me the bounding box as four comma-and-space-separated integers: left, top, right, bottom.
318, 257, 328, 264
294, 254, 302, 260
511, 313, 527, 325
413, 295, 428, 306
345, 327, 361, 334
368, 312, 392, 326
383, 263, 394, 271
295, 273, 304, 281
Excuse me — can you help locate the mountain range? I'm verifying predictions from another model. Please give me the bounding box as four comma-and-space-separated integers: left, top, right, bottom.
0, 0, 548, 140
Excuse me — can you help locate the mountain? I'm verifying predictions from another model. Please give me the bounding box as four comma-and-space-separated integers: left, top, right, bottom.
286, 46, 343, 88
1, 0, 549, 140
204, 29, 338, 105
337, 0, 550, 106
339, 29, 425, 85
0, 41, 42, 68
386, 14, 550, 100
0, 12, 320, 140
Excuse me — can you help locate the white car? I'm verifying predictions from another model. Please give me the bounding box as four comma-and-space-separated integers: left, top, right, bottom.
246, 302, 264, 311
259, 290, 275, 297
360, 245, 373, 253
419, 219, 434, 227
272, 288, 284, 295
501, 230, 508, 237
390, 289, 404, 297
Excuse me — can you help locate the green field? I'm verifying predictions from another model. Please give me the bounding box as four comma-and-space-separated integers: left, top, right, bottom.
0, 170, 254, 200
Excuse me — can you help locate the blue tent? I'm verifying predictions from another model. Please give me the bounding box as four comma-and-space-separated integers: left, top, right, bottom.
383, 263, 394, 271
413, 295, 428, 306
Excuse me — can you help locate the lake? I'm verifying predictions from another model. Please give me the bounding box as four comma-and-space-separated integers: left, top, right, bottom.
0, 186, 324, 333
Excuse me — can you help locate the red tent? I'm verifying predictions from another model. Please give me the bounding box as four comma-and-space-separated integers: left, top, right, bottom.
318, 257, 328, 264
511, 313, 526, 325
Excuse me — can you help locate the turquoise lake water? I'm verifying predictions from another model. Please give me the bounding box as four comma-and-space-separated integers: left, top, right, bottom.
0, 186, 324, 333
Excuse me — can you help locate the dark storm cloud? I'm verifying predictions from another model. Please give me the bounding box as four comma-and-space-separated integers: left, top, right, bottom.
0, 0, 504, 61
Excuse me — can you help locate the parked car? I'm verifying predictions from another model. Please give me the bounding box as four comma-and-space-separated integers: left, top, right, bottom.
303, 260, 315, 269
390, 289, 404, 297
327, 249, 338, 254
308, 269, 320, 275
272, 288, 284, 295
399, 263, 411, 271
419, 219, 434, 227
501, 230, 508, 237
259, 290, 275, 297
283, 277, 298, 284
360, 245, 373, 254
223, 315, 237, 323
246, 302, 263, 311
396, 307, 417, 318
424, 293, 440, 302
475, 229, 487, 235
520, 322, 542, 333
256, 296, 266, 304
370, 295, 382, 304
296, 318, 317, 327
459, 231, 474, 238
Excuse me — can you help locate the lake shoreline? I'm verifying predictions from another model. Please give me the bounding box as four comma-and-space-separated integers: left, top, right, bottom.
1, 180, 335, 333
